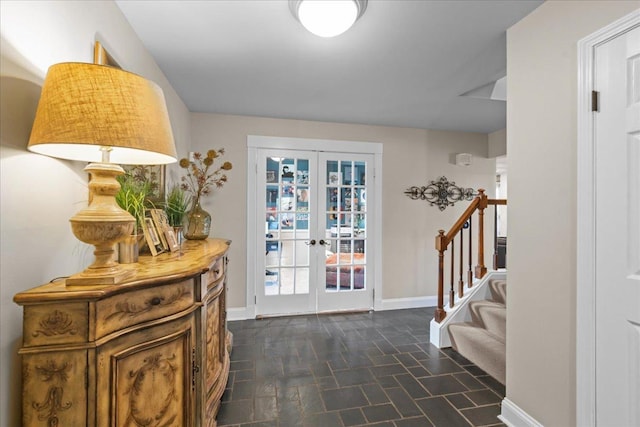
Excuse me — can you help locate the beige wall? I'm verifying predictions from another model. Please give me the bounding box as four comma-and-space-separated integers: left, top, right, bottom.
488, 128, 506, 158
506, 1, 638, 426
190, 113, 496, 309
0, 2, 191, 425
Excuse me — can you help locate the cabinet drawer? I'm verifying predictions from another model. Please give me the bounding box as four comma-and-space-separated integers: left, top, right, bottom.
96, 279, 194, 338
23, 302, 88, 347
204, 256, 225, 288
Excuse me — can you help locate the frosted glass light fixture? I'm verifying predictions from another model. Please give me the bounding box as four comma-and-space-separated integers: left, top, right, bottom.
289, 0, 367, 38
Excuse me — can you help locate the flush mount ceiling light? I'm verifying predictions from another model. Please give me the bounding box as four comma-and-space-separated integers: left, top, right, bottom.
289, 0, 367, 38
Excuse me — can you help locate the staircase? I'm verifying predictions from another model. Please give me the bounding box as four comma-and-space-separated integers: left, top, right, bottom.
448, 278, 506, 384
428, 189, 507, 386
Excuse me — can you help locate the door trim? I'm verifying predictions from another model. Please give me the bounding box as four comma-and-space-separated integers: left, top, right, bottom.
576, 10, 640, 427
246, 135, 383, 318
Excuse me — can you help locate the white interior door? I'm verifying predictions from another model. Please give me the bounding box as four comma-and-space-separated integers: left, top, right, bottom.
256, 150, 316, 316
594, 24, 640, 427
317, 153, 374, 312
254, 148, 375, 317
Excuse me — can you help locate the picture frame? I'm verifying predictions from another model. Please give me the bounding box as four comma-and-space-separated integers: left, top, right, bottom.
123, 164, 166, 203
281, 164, 294, 179
296, 170, 309, 185
149, 208, 171, 250
280, 213, 294, 229
329, 188, 338, 202
164, 228, 180, 252
143, 217, 165, 256
344, 197, 352, 210
281, 196, 294, 211
296, 188, 309, 203
266, 170, 277, 183
328, 172, 341, 186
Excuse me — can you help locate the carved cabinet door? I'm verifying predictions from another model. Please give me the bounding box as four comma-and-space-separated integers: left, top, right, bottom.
95, 313, 197, 427
21, 349, 87, 427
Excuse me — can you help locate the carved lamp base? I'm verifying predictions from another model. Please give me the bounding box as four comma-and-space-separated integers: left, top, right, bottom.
66, 162, 135, 286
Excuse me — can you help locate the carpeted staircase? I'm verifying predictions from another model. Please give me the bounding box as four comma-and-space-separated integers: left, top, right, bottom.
448, 279, 506, 384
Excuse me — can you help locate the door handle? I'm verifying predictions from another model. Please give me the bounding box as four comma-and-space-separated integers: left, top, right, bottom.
305, 239, 317, 246
318, 239, 330, 246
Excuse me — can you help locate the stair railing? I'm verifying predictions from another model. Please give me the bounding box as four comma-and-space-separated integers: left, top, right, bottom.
434, 189, 507, 323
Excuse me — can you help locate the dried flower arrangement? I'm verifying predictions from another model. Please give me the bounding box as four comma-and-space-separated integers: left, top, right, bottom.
179, 148, 232, 239
179, 148, 233, 205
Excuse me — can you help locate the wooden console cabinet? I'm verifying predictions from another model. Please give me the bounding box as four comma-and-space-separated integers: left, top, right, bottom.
14, 238, 232, 427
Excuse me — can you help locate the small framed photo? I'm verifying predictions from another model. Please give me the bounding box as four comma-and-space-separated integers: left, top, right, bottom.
266, 170, 277, 183
149, 208, 171, 250
143, 217, 164, 256
164, 228, 180, 252
328, 172, 341, 186
296, 188, 309, 203
281, 164, 294, 179
280, 213, 294, 229
296, 170, 309, 185
281, 196, 294, 211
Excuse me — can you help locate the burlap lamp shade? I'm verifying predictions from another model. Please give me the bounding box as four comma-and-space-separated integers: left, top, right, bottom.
28, 62, 177, 286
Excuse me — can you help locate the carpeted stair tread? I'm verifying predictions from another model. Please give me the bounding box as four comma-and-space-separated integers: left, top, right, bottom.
468, 301, 506, 342
469, 300, 505, 323
447, 279, 507, 385
489, 279, 507, 304
448, 322, 506, 384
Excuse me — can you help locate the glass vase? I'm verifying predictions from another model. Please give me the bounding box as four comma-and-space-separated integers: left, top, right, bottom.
183, 197, 211, 240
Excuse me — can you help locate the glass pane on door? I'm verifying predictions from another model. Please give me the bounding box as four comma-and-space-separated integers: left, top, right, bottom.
323, 160, 367, 293
265, 157, 311, 296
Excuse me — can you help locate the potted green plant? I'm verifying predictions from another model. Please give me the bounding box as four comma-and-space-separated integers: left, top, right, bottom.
115, 173, 151, 262
164, 184, 189, 242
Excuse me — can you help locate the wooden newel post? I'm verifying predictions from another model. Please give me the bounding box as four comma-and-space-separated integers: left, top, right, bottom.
475, 189, 488, 279
435, 230, 447, 322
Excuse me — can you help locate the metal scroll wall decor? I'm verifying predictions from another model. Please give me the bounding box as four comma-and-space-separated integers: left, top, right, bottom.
404, 176, 477, 211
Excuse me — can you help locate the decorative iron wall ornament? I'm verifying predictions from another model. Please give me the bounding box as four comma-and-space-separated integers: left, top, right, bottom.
404, 176, 477, 211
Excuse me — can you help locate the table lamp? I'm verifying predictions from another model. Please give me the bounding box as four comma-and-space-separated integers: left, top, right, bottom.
28, 62, 177, 286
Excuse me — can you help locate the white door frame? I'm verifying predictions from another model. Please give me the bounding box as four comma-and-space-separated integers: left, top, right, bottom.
246, 135, 383, 318
576, 9, 640, 427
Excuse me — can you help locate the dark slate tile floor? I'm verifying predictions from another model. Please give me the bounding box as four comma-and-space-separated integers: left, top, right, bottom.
218, 308, 505, 427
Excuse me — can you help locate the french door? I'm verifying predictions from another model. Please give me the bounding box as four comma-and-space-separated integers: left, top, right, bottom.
253, 148, 375, 317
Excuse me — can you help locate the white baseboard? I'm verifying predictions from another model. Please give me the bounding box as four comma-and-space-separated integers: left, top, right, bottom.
227, 306, 252, 321
378, 295, 437, 311
499, 398, 543, 427
227, 296, 437, 321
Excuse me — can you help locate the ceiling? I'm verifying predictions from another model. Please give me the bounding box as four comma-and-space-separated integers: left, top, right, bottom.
116, 0, 542, 134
